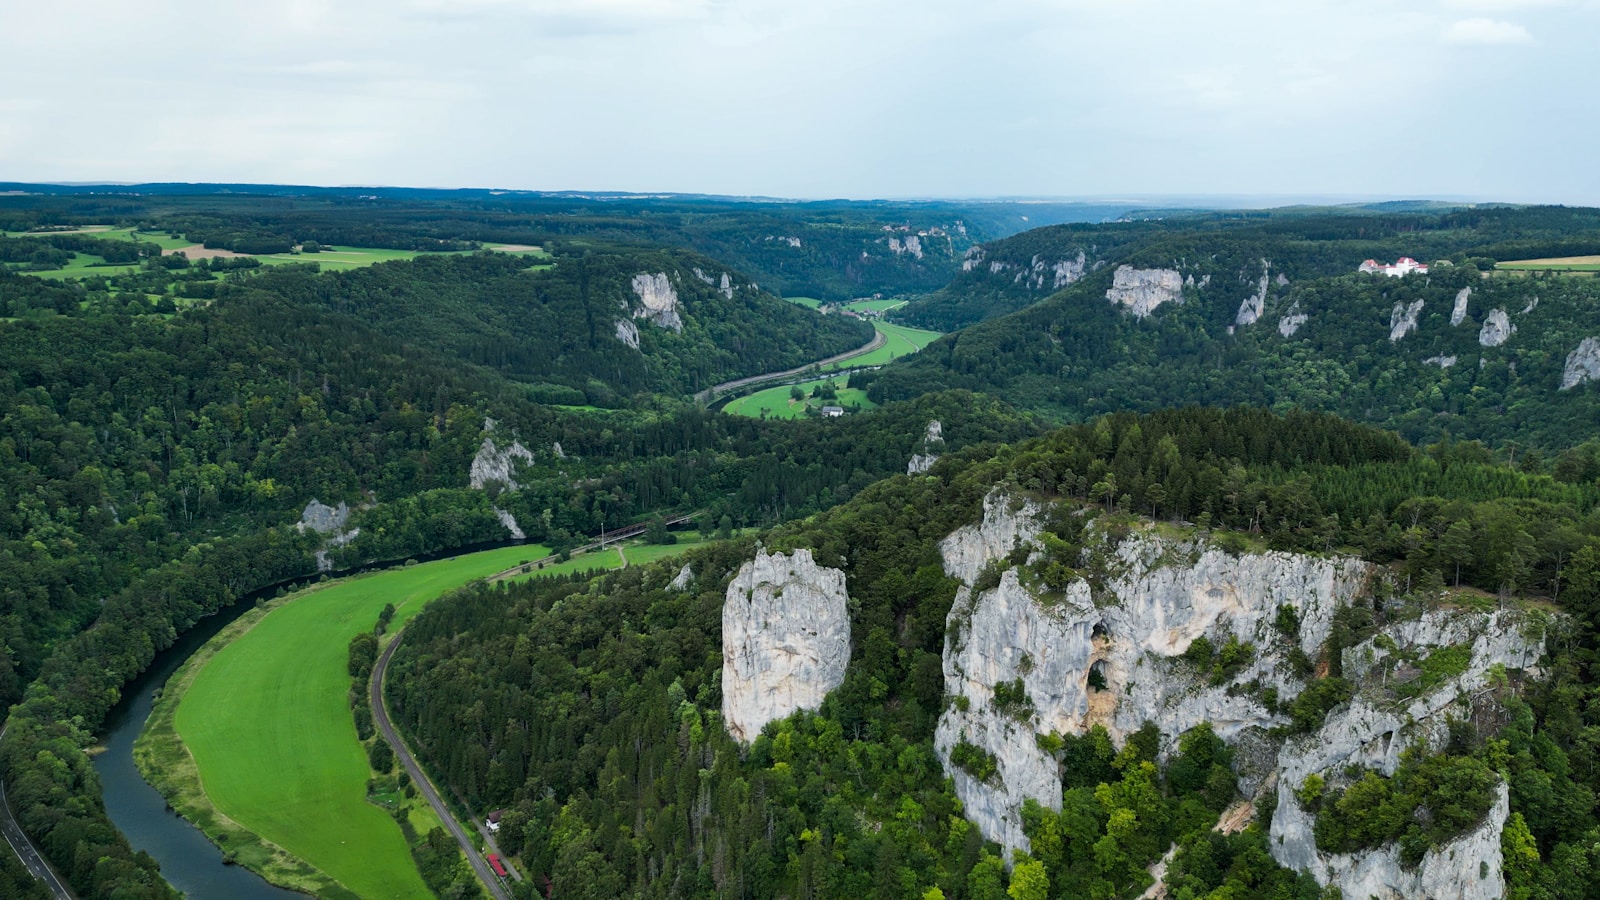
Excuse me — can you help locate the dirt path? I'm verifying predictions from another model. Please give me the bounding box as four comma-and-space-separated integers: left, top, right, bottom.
695, 329, 887, 404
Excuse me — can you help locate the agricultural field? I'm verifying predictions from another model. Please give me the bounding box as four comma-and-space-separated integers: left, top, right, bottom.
1497, 255, 1600, 273
721, 375, 876, 420
158, 543, 553, 898
782, 295, 823, 308
841, 298, 907, 313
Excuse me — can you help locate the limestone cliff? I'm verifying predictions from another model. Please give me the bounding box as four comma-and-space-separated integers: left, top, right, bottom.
927, 491, 1542, 895
630, 272, 685, 332
1451, 287, 1473, 326
1479, 308, 1515, 347
907, 419, 946, 475
470, 435, 536, 490
722, 549, 852, 744
1270, 608, 1540, 899
1107, 267, 1185, 319
1234, 260, 1271, 326
1561, 337, 1600, 389
1388, 299, 1424, 342
934, 502, 1369, 857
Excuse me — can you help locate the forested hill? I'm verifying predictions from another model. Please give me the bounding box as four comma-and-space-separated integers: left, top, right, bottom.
895, 205, 1600, 332
240, 248, 874, 400
870, 210, 1600, 449
386, 407, 1600, 899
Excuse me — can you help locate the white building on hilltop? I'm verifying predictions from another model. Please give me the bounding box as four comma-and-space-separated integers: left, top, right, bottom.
1359, 257, 1430, 277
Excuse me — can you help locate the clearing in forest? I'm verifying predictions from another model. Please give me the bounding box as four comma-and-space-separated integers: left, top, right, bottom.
1497, 255, 1600, 272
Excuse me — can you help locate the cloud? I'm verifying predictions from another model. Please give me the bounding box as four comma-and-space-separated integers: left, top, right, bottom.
1441, 0, 1563, 11
1442, 17, 1535, 43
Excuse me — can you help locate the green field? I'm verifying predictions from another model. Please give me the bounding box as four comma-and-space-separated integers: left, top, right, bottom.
166, 543, 552, 898
841, 298, 907, 313
782, 296, 823, 308
820, 321, 940, 371
721, 376, 876, 420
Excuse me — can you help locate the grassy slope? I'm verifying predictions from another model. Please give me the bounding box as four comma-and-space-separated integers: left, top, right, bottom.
166, 543, 550, 898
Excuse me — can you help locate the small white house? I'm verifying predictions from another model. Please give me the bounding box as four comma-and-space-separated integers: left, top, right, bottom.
821, 406, 844, 417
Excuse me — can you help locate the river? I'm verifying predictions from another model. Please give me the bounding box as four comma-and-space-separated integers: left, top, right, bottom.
91, 594, 304, 899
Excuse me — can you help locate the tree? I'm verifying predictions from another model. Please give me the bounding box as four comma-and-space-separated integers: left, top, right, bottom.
348, 632, 379, 679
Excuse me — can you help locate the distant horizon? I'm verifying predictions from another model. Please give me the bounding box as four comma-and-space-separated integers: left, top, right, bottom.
0, 179, 1545, 211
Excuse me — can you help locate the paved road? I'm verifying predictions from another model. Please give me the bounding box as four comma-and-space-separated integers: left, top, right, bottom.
694, 328, 886, 403
0, 723, 76, 899
370, 637, 512, 900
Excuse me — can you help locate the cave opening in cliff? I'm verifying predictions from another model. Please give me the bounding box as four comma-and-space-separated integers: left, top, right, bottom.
1087, 660, 1109, 692
1092, 621, 1109, 642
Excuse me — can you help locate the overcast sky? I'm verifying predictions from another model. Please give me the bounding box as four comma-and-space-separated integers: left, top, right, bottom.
2, 0, 1596, 204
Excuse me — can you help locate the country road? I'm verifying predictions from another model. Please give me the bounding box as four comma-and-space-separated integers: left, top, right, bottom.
0, 723, 76, 899
370, 636, 512, 900
694, 328, 886, 404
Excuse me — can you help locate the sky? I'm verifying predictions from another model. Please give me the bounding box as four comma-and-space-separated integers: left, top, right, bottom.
1, 0, 1597, 204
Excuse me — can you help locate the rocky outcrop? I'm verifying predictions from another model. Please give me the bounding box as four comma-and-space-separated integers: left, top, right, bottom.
962, 246, 986, 272
1107, 266, 1185, 319
719, 272, 734, 299
1451, 287, 1472, 326
888, 235, 924, 260
1479, 308, 1515, 347
1279, 303, 1308, 337
1388, 300, 1424, 342
298, 499, 350, 534
722, 549, 851, 744
1235, 260, 1271, 326
630, 272, 684, 332
934, 500, 1372, 858
470, 436, 536, 490
908, 419, 945, 475
1561, 337, 1600, 390
493, 506, 525, 540
615, 318, 641, 350
1270, 608, 1541, 899
1423, 355, 1458, 369
669, 563, 695, 591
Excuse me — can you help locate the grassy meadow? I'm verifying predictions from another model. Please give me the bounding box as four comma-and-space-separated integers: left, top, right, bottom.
138, 535, 697, 896
154, 543, 551, 897
721, 376, 876, 420
1497, 256, 1600, 273
821, 321, 940, 370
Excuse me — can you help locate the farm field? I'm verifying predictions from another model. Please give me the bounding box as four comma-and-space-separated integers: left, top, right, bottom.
721, 375, 876, 420
1497, 255, 1600, 272
820, 321, 940, 371
162, 543, 553, 898
841, 298, 907, 313
782, 295, 823, 308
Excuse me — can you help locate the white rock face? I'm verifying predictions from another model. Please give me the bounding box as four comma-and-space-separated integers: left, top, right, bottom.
614, 318, 641, 350
1235, 260, 1271, 326
552, 442, 566, 459
669, 563, 695, 591
298, 499, 350, 534
1279, 303, 1308, 337
493, 506, 525, 540
470, 437, 536, 490
1451, 287, 1472, 326
888, 235, 925, 259
1522, 296, 1539, 314
1270, 608, 1541, 899
1423, 355, 1458, 369
719, 272, 734, 299
908, 419, 946, 474
722, 549, 852, 744
1479, 308, 1516, 347
630, 272, 684, 332
962, 246, 986, 272
934, 501, 1371, 858
1562, 337, 1600, 389
1388, 300, 1425, 342
1107, 266, 1185, 319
